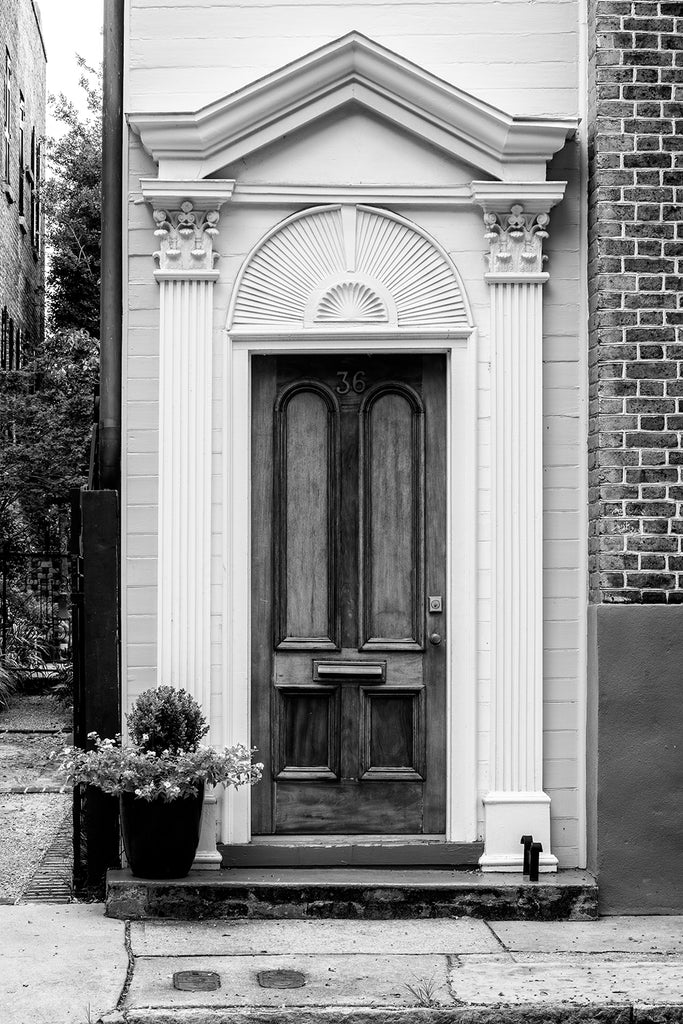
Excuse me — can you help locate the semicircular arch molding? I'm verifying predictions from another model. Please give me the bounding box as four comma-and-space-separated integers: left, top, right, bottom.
228, 205, 473, 331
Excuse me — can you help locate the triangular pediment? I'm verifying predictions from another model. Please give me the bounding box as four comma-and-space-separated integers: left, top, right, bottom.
128, 33, 577, 183
215, 107, 481, 188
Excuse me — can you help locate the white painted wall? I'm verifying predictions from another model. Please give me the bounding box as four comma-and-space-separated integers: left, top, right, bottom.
125, 0, 577, 117
122, 0, 584, 866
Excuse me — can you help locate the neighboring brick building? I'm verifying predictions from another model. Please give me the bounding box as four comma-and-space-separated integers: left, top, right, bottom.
587, 0, 682, 912
0, 0, 45, 370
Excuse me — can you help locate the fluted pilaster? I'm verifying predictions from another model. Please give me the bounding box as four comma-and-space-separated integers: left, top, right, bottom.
156, 273, 215, 709
472, 184, 566, 872
490, 278, 544, 795
142, 183, 234, 869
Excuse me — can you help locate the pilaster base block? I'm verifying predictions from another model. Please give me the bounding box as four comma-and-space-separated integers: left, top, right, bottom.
192, 794, 222, 870
479, 791, 558, 873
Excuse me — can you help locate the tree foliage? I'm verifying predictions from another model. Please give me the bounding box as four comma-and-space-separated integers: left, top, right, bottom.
0, 61, 102, 550
0, 329, 99, 547
43, 59, 102, 339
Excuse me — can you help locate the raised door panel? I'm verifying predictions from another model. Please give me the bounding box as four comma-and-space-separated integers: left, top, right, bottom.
275, 686, 340, 781
360, 688, 425, 781
275, 780, 423, 834
275, 383, 340, 649
360, 385, 424, 650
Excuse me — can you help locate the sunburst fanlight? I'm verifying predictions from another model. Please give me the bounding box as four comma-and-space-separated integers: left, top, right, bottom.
315, 281, 388, 323
232, 205, 470, 328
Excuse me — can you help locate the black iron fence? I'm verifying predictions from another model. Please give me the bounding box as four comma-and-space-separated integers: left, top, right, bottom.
0, 542, 74, 670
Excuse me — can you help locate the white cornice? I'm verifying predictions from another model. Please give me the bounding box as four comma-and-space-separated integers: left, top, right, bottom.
470, 181, 567, 215
140, 179, 236, 210
128, 33, 578, 183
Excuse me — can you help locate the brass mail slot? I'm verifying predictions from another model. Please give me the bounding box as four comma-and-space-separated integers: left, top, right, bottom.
313, 660, 386, 682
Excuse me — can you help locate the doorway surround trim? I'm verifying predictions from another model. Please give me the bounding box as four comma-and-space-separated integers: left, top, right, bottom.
220, 329, 478, 845
139, 180, 571, 865
134, 29, 578, 862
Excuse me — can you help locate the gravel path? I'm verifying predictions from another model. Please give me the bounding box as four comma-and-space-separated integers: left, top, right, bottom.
0, 733, 70, 789
1, 693, 71, 732
0, 693, 74, 903
0, 694, 71, 790
0, 794, 71, 903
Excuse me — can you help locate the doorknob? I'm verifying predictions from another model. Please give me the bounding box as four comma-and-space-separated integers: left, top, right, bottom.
429, 632, 442, 646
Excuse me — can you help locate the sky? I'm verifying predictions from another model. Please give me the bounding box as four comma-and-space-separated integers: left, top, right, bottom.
37, 0, 104, 129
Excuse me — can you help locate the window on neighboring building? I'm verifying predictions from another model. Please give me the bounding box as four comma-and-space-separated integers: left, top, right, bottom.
18, 91, 25, 217
3, 49, 11, 186
8, 318, 14, 369
0, 308, 7, 369
0, 312, 22, 370
31, 135, 41, 252
27, 125, 36, 239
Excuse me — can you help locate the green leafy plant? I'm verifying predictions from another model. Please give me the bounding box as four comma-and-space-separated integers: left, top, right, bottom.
51, 663, 74, 708
51, 686, 262, 801
126, 685, 209, 755
2, 615, 52, 670
0, 662, 16, 710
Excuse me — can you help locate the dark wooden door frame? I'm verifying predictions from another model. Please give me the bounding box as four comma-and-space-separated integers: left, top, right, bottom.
250, 353, 448, 848
220, 334, 478, 854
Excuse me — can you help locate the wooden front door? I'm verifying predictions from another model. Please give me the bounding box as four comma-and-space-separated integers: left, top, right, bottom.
251, 353, 447, 835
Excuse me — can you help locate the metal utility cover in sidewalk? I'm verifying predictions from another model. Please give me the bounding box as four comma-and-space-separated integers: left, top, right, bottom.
258, 969, 306, 989
173, 970, 221, 991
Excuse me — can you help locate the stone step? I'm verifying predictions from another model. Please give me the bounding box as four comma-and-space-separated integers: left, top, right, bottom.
106, 868, 597, 921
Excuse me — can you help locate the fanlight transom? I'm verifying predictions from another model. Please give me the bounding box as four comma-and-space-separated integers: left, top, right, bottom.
230, 205, 471, 330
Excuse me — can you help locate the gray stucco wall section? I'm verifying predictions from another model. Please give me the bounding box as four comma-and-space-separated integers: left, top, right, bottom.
587, 605, 683, 915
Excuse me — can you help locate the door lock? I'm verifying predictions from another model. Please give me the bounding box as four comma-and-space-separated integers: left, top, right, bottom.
428, 596, 443, 613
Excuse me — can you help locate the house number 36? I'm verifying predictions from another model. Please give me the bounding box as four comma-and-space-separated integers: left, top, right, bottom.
336, 370, 367, 395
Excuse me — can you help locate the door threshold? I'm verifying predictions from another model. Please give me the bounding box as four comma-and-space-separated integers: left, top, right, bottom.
250, 834, 447, 845
219, 839, 483, 868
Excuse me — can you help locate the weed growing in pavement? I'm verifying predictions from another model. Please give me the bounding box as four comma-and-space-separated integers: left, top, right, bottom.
406, 974, 447, 1007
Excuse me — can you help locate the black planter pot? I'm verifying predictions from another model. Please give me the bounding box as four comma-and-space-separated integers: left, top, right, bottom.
119, 783, 204, 879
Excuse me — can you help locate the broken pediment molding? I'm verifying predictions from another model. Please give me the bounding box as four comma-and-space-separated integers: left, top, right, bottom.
128, 33, 578, 182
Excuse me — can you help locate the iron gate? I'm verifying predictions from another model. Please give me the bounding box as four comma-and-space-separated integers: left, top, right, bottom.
0, 542, 74, 674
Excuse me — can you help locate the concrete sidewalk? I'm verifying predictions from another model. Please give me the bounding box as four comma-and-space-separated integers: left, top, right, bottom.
1, 906, 682, 1024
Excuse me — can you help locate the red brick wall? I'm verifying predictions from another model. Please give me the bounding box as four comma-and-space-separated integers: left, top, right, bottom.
0, 0, 46, 359
588, 0, 683, 603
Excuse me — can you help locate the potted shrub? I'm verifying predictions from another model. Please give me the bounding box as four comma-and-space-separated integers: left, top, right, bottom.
53, 686, 262, 878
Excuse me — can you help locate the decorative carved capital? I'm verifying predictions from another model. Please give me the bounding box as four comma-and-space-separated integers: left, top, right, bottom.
152, 201, 221, 274
482, 204, 550, 274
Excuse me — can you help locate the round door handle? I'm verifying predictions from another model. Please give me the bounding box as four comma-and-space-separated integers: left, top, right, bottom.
429, 632, 442, 646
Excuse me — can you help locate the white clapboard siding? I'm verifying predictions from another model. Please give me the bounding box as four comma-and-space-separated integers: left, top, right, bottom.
126, 0, 577, 115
